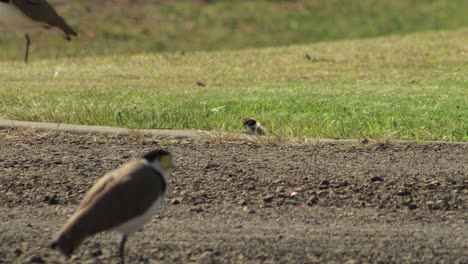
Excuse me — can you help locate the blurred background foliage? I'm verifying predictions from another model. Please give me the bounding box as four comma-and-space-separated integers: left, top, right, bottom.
0, 0, 467, 60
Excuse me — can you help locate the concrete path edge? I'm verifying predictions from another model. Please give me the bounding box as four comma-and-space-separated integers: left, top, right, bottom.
0, 119, 466, 145
0, 119, 206, 138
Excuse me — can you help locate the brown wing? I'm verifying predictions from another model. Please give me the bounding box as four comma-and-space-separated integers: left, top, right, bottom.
66, 160, 165, 236
12, 0, 77, 38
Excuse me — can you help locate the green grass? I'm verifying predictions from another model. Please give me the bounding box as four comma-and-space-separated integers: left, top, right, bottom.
0, 0, 467, 60
1, 29, 467, 141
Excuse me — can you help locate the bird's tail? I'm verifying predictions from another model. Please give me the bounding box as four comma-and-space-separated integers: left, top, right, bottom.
60, 22, 77, 40
54, 16, 78, 40
50, 220, 86, 257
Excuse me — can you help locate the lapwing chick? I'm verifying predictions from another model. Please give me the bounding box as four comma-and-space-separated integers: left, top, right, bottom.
243, 118, 265, 135
51, 150, 175, 264
0, 0, 77, 63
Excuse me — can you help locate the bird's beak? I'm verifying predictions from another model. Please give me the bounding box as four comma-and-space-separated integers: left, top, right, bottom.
161, 156, 177, 170
169, 160, 178, 170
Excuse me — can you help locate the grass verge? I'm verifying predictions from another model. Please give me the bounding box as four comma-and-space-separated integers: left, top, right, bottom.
0, 29, 467, 141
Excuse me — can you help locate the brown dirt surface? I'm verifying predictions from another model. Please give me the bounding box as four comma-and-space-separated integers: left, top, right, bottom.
0, 128, 467, 264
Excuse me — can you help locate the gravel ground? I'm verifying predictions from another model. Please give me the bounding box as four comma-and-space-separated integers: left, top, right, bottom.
0, 128, 467, 263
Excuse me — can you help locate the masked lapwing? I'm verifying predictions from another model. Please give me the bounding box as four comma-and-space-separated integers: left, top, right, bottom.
51, 150, 175, 264
0, 0, 77, 63
243, 118, 265, 135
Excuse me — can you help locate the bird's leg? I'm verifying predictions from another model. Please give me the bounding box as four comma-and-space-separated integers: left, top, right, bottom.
24, 34, 31, 63
119, 235, 127, 264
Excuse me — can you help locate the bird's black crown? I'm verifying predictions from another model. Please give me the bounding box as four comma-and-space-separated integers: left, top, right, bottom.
243, 118, 257, 126
142, 149, 172, 162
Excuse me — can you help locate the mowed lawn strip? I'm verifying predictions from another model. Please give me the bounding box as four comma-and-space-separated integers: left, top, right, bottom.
0, 29, 467, 141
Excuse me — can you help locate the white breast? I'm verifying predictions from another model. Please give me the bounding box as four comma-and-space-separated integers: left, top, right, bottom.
0, 2, 45, 34
112, 160, 168, 236
112, 197, 164, 236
